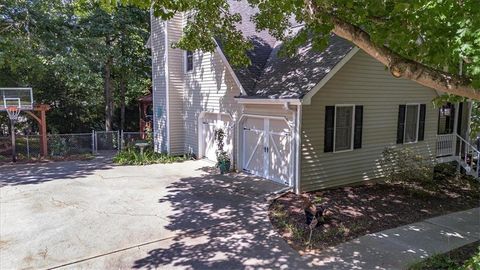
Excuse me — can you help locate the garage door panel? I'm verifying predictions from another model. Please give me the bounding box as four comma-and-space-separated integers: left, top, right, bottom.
201, 113, 233, 162
242, 116, 292, 186
269, 133, 291, 184
203, 124, 217, 161
243, 130, 264, 174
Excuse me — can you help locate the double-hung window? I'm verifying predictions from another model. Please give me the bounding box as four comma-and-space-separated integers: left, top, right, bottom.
397, 104, 426, 144
324, 105, 363, 153
334, 105, 354, 151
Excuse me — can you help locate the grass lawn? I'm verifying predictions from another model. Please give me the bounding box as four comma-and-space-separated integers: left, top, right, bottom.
409, 241, 480, 270
269, 164, 480, 253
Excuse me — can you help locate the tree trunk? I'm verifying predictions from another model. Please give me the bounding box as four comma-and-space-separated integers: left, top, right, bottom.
104, 55, 114, 132
305, 2, 480, 100
119, 76, 126, 131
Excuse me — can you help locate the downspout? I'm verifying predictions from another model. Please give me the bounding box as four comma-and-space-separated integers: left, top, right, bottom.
283, 102, 302, 194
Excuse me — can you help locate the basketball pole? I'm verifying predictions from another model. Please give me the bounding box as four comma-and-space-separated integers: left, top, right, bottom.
10, 119, 16, 162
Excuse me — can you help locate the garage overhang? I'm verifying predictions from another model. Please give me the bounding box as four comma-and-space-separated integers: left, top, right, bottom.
234, 98, 302, 106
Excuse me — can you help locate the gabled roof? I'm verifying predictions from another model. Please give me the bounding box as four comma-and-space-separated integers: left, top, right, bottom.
219, 0, 278, 93
219, 1, 355, 100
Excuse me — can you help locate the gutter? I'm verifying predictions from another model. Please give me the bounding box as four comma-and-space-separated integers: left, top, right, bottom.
235, 97, 303, 105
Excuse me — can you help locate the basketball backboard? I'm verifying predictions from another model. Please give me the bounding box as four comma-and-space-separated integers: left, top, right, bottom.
0, 88, 33, 110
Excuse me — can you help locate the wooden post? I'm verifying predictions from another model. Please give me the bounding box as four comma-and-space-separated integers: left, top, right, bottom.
25, 104, 50, 158
40, 110, 47, 157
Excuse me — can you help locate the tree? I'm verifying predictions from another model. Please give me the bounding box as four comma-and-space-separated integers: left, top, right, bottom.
1, 0, 150, 133
120, 0, 479, 100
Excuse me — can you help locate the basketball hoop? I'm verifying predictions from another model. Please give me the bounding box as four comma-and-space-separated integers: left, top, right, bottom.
6, 106, 21, 122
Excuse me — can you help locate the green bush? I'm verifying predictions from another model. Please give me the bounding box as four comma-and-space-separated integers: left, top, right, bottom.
113, 147, 189, 165
381, 147, 434, 184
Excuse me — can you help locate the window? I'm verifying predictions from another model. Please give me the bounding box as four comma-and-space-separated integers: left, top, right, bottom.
438, 103, 455, 134
397, 104, 426, 144
334, 105, 354, 151
185, 50, 193, 72
325, 105, 363, 153
404, 104, 419, 143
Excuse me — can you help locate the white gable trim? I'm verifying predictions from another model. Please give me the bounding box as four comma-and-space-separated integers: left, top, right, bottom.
235, 98, 302, 105
213, 40, 247, 96
302, 47, 360, 105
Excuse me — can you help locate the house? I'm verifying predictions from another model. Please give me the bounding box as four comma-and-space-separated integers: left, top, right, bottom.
149, 2, 476, 193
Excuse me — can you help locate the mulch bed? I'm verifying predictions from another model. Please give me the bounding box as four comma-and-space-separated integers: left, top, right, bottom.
269, 170, 480, 253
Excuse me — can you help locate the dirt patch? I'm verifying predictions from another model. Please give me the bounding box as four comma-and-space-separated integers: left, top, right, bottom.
269, 172, 480, 253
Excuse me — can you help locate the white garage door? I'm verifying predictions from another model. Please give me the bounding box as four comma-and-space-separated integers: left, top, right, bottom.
201, 113, 233, 162
242, 117, 291, 185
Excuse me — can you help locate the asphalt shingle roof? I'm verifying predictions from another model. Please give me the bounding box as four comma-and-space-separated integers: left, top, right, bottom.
221, 0, 355, 99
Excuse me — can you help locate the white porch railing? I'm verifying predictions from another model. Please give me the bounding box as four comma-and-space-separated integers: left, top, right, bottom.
457, 135, 480, 178
436, 134, 456, 157
436, 133, 480, 178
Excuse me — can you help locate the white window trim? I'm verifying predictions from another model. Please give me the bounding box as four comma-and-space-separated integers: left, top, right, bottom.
403, 103, 421, 144
333, 104, 356, 153
184, 50, 194, 73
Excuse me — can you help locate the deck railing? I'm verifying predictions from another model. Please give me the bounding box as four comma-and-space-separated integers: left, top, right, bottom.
457, 135, 480, 177
437, 133, 479, 178
436, 134, 456, 157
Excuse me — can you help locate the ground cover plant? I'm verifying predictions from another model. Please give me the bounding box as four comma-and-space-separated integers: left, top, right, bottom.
113, 147, 189, 165
409, 241, 480, 270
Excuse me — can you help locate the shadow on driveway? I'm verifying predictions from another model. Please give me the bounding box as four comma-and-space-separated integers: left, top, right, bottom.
0, 155, 113, 187
132, 167, 311, 269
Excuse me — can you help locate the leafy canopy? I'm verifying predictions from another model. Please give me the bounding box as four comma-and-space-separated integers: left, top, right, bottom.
117, 0, 479, 90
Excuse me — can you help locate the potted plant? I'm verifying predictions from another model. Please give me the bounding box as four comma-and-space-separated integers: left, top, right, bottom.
214, 128, 231, 174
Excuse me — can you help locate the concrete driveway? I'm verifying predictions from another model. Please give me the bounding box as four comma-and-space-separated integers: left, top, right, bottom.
0, 157, 309, 269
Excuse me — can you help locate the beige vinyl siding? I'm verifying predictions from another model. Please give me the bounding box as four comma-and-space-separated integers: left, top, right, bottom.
166, 15, 185, 155
150, 14, 168, 153
300, 50, 438, 192
183, 49, 243, 156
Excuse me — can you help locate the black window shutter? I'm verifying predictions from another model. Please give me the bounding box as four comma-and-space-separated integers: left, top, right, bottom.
418, 104, 426, 141
324, 106, 335, 152
397, 105, 406, 144
354, 106, 363, 149
457, 102, 463, 135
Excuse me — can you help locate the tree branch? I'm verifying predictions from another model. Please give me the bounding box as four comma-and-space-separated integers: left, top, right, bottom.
304, 1, 480, 100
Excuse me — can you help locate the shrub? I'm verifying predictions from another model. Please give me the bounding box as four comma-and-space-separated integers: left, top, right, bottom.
381, 147, 434, 184
113, 147, 189, 165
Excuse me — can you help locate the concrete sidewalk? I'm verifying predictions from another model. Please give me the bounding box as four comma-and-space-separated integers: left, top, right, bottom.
307, 207, 480, 269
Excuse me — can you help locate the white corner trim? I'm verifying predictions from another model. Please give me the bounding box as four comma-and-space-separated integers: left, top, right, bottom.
213, 40, 247, 96
302, 47, 360, 105
235, 98, 302, 106
164, 21, 171, 154
295, 104, 302, 194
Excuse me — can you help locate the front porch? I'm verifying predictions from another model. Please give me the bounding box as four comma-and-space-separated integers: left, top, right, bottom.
436, 133, 479, 178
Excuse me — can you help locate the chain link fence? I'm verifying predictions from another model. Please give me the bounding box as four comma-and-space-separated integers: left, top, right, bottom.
0, 131, 154, 161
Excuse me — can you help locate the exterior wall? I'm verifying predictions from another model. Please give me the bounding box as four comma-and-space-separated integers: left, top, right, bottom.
182, 47, 243, 157
166, 15, 185, 155
300, 50, 439, 191
150, 14, 168, 152
151, 13, 242, 156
